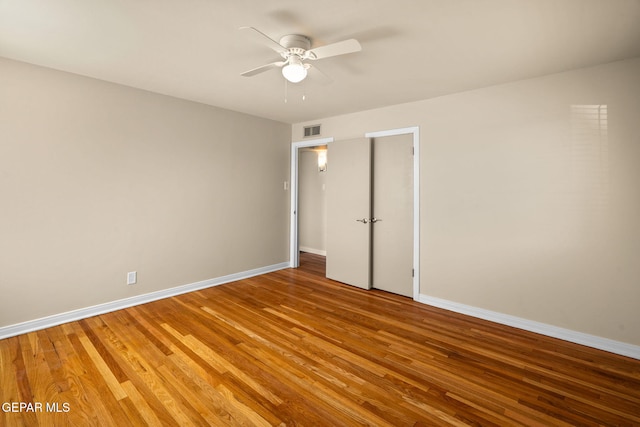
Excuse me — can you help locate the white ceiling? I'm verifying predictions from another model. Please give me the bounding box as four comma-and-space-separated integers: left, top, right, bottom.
2, 0, 640, 124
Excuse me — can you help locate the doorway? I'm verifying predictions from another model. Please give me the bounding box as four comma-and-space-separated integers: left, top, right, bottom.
298, 145, 328, 256
290, 137, 333, 268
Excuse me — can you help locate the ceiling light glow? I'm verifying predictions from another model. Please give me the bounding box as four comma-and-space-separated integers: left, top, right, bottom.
282, 57, 307, 83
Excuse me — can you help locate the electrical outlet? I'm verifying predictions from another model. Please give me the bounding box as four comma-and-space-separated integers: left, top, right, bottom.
127, 271, 137, 285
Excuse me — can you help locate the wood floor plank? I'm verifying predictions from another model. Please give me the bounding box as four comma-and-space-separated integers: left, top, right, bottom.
67, 331, 129, 426
93, 314, 201, 427
1, 252, 639, 426
120, 380, 165, 427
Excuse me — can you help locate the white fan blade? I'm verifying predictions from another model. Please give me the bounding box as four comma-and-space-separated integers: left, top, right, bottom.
239, 26, 287, 55
306, 39, 361, 60
241, 61, 286, 77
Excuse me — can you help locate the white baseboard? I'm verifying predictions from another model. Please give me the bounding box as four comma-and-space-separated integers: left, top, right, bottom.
0, 262, 290, 341
299, 247, 327, 256
419, 294, 640, 360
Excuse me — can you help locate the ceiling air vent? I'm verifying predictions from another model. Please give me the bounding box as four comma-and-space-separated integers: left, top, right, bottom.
303, 124, 321, 138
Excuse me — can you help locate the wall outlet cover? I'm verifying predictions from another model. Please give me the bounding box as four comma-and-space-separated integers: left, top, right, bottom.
127, 271, 137, 285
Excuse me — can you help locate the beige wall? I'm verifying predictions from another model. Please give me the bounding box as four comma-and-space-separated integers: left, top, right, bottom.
0, 58, 291, 328
293, 57, 640, 346
298, 150, 327, 254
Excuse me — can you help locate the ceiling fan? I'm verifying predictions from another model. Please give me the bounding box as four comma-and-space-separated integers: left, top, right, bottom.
239, 26, 362, 83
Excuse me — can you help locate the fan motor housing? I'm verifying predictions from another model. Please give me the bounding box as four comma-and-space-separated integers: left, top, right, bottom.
279, 34, 311, 51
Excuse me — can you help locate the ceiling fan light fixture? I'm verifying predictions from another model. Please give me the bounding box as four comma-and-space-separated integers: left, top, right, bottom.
282, 57, 307, 83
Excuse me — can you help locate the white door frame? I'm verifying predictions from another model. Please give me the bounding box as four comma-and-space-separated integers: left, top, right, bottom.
289, 137, 333, 268
365, 127, 420, 301
289, 126, 419, 301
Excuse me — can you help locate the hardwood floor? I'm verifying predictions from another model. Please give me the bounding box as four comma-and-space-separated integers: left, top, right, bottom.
1, 252, 639, 426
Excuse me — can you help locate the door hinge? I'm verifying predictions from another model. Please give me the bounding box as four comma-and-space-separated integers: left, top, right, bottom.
412, 268, 414, 277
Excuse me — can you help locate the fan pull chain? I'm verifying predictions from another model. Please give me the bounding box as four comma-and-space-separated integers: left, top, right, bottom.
283, 80, 307, 103
284, 79, 288, 103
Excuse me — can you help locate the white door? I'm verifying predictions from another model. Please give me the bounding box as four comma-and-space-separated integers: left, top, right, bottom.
371, 134, 414, 297
325, 138, 372, 289
326, 135, 414, 296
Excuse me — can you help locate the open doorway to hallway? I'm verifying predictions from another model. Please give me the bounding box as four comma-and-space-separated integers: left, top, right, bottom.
298, 146, 328, 257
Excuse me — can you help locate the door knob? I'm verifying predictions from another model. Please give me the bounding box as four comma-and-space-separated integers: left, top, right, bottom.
355, 218, 369, 223
370, 218, 381, 223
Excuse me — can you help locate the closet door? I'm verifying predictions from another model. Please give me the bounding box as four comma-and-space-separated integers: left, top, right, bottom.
326, 138, 372, 289
371, 134, 414, 297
